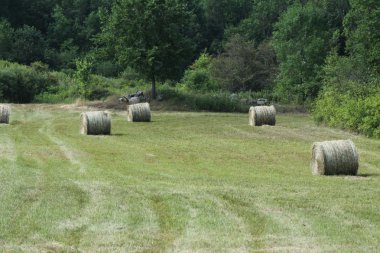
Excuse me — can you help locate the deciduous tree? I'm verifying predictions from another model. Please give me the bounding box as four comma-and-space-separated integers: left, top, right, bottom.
211, 35, 276, 92
102, 0, 199, 98
272, 2, 330, 102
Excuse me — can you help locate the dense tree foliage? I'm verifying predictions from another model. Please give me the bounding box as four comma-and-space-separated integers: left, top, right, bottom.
200, 0, 253, 52
0, 0, 379, 109
0, 19, 13, 60
225, 0, 295, 44
211, 35, 276, 92
313, 0, 380, 137
272, 2, 331, 102
100, 0, 199, 98
344, 0, 380, 75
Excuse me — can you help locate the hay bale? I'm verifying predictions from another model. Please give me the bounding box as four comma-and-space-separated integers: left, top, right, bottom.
0, 104, 10, 124
80, 111, 111, 135
127, 102, 151, 122
311, 140, 359, 175
249, 105, 276, 126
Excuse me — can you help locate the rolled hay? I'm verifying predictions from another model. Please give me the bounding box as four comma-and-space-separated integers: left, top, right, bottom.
0, 104, 11, 124
311, 140, 359, 176
80, 111, 111, 135
249, 105, 276, 126
127, 102, 151, 122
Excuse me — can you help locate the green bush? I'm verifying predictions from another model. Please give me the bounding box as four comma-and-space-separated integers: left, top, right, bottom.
35, 71, 130, 103
238, 90, 276, 102
180, 52, 218, 92
34, 92, 77, 104
0, 60, 55, 102
314, 85, 380, 138
359, 91, 380, 138
314, 53, 380, 138
157, 84, 248, 112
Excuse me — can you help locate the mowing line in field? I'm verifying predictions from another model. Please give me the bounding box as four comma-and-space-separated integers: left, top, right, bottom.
1, 106, 379, 252
0, 134, 16, 162
39, 120, 87, 174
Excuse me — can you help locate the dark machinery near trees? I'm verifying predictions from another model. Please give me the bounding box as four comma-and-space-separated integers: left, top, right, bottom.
119, 91, 147, 104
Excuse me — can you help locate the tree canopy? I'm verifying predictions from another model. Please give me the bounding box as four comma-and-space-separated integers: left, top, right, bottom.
100, 0, 199, 98
0, 0, 379, 103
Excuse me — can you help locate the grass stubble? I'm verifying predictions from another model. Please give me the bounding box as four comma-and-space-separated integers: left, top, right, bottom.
0, 105, 379, 252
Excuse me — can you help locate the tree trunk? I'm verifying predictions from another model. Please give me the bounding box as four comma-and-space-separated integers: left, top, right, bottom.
151, 73, 157, 99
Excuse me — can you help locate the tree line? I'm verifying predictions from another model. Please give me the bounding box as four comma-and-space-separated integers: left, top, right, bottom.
0, 0, 379, 136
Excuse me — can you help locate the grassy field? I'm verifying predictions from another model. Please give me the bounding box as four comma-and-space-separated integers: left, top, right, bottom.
0, 104, 379, 253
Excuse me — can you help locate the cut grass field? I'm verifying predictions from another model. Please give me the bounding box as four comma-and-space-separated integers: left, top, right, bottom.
0, 104, 379, 252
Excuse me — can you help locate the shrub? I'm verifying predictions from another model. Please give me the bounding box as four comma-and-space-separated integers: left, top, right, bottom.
119, 67, 145, 81
180, 52, 218, 92
313, 53, 380, 138
31, 61, 49, 72
35, 72, 130, 103
359, 91, 380, 138
0, 60, 55, 103
157, 84, 248, 112
314, 85, 380, 138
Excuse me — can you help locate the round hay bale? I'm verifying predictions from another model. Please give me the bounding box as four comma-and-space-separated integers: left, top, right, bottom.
311, 140, 359, 176
249, 105, 276, 126
0, 104, 11, 124
80, 111, 111, 135
127, 102, 151, 122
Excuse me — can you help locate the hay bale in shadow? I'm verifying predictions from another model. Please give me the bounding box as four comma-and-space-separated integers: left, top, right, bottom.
80, 111, 111, 135
249, 105, 276, 126
0, 104, 10, 124
311, 140, 359, 175
127, 102, 151, 122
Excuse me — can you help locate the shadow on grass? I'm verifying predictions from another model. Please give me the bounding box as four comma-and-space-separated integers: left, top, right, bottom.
128, 121, 155, 123
10, 120, 23, 125
111, 133, 127, 137
357, 173, 380, 178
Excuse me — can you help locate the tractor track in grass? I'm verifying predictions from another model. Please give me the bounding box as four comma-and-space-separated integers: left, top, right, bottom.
0, 134, 16, 162
36, 113, 161, 252
168, 192, 252, 252
9, 109, 91, 250
39, 118, 87, 175
1, 105, 379, 252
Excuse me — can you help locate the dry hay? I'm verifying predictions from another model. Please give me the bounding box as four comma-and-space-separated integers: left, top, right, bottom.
127, 102, 151, 122
311, 140, 359, 176
80, 111, 111, 135
0, 104, 11, 124
249, 105, 276, 126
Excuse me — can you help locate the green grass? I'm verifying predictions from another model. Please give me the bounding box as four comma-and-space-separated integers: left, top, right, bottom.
0, 105, 379, 252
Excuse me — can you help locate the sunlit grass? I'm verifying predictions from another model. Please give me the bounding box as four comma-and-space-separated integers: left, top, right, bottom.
0, 105, 379, 252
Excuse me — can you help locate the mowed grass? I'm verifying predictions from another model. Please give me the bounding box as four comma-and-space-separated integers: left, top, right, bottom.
0, 104, 379, 252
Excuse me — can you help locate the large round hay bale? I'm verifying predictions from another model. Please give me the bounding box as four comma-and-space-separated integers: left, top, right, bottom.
80, 111, 111, 135
0, 104, 10, 124
127, 102, 151, 122
249, 105, 276, 126
311, 140, 359, 175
